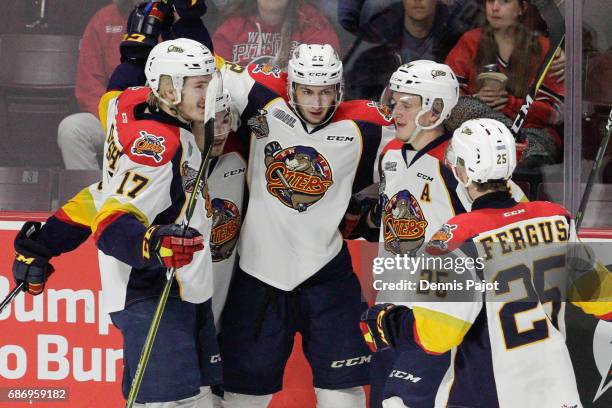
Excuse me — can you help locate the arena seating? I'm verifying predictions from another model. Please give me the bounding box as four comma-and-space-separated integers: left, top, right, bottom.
0, 34, 80, 167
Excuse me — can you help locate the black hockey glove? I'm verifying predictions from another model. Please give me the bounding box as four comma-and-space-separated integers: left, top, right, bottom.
174, 0, 207, 20
13, 222, 55, 296
360, 303, 409, 352
120, 1, 174, 63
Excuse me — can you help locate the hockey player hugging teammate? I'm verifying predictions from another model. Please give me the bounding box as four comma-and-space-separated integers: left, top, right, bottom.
361, 118, 612, 408
216, 44, 394, 407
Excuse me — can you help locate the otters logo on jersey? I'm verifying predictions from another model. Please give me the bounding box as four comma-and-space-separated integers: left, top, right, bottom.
427, 223, 458, 252
252, 63, 282, 78
132, 130, 166, 162
382, 190, 428, 255
367, 101, 393, 122
264, 142, 333, 212
210, 198, 241, 262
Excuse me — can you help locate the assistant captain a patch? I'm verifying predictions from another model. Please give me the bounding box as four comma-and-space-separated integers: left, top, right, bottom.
132, 131, 166, 163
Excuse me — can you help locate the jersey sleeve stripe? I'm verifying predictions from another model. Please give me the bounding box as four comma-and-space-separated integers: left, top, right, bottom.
412, 306, 474, 354
98, 90, 122, 133
92, 197, 150, 238
56, 186, 98, 228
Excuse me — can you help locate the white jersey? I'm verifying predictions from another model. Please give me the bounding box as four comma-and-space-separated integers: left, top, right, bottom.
222, 62, 394, 290
409, 197, 612, 407
377, 134, 527, 259
207, 150, 247, 327
91, 87, 213, 314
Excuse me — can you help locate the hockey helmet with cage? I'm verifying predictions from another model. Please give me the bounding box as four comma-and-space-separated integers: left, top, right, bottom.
145, 38, 216, 106
382, 60, 459, 141
287, 43, 343, 126
446, 118, 517, 187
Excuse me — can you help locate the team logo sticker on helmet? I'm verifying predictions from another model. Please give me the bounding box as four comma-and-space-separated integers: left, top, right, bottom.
367, 101, 393, 122
264, 142, 333, 212
167, 45, 184, 53
431, 69, 447, 78
252, 63, 282, 78
248, 109, 270, 139
132, 131, 166, 163
382, 190, 428, 255
427, 223, 458, 252
210, 198, 241, 262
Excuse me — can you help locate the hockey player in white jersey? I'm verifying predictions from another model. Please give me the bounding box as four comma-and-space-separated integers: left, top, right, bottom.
217, 44, 394, 408
361, 118, 612, 407
356, 60, 527, 408
92, 38, 224, 407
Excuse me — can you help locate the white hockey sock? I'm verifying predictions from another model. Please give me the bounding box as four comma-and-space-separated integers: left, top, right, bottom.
314, 386, 366, 408
382, 396, 409, 408
220, 392, 273, 408
133, 386, 213, 408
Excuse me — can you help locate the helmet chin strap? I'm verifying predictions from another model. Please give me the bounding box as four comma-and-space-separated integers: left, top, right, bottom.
406, 108, 440, 144
153, 89, 192, 124
451, 165, 475, 203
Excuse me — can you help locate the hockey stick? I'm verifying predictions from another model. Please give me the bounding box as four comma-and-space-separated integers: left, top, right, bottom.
510, 0, 565, 138
0, 282, 25, 315
125, 72, 221, 408
575, 109, 612, 230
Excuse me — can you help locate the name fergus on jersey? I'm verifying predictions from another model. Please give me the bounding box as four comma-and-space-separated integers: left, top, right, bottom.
478, 218, 570, 261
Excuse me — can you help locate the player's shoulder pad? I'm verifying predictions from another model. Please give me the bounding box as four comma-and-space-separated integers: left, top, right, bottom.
426, 137, 450, 163
245, 63, 288, 98
333, 100, 394, 126
524, 200, 571, 219
115, 88, 181, 167
381, 138, 404, 158
426, 215, 476, 255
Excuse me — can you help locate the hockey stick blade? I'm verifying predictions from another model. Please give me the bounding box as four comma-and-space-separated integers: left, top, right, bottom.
510, 0, 565, 138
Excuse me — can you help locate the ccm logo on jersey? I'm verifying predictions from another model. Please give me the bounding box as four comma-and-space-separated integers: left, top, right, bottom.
210, 354, 222, 363
503, 208, 526, 217
326, 135, 354, 142
224, 168, 246, 178
417, 172, 433, 181
330, 355, 371, 368
388, 370, 421, 383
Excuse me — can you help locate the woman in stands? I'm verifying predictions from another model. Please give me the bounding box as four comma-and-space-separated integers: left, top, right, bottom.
444, 0, 564, 167
212, 0, 339, 68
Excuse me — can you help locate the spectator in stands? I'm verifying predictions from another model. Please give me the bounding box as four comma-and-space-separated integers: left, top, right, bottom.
57, 0, 140, 170
445, 0, 564, 165
339, 0, 476, 100
212, 0, 340, 68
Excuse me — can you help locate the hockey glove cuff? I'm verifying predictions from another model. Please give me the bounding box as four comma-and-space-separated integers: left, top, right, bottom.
13, 222, 55, 295
142, 224, 205, 269
360, 303, 410, 352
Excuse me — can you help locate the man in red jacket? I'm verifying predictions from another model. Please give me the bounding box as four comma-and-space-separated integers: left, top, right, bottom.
57, 0, 139, 170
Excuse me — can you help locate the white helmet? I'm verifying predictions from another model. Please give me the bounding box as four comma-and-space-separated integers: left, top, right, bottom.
383, 60, 459, 141
287, 43, 343, 125
215, 88, 240, 133
447, 118, 517, 186
215, 88, 231, 113
145, 38, 216, 106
